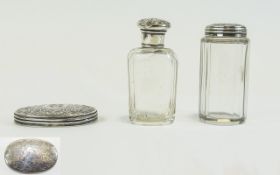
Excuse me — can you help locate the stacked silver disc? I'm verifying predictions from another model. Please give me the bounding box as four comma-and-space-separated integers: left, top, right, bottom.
14, 104, 98, 127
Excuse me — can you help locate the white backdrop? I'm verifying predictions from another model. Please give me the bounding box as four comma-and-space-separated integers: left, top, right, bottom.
0, 0, 279, 174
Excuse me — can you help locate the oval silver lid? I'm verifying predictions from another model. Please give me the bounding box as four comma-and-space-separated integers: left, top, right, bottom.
138, 18, 170, 32
14, 104, 97, 119
4, 139, 58, 173
205, 23, 247, 37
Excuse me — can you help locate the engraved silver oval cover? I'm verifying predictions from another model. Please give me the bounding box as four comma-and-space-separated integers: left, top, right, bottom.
4, 139, 58, 173
15, 104, 97, 118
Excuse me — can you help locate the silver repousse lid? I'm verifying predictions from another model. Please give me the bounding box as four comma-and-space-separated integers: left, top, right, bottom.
205, 23, 247, 37
5, 139, 58, 173
138, 18, 170, 31
14, 104, 98, 127
15, 104, 97, 118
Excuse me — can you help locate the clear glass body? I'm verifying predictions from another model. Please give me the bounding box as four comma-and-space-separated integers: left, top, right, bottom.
199, 36, 249, 125
128, 34, 177, 125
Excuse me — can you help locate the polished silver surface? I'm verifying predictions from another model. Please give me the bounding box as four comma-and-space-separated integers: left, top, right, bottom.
205, 23, 247, 37
4, 139, 58, 173
14, 116, 97, 127
14, 113, 97, 122
15, 104, 97, 119
138, 18, 170, 31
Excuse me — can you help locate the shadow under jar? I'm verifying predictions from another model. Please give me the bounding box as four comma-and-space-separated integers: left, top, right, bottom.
128, 18, 178, 125
199, 23, 250, 125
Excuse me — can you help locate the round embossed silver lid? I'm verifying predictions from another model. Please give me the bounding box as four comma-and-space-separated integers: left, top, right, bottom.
205, 23, 247, 37
138, 18, 170, 32
15, 104, 97, 119
14, 104, 98, 127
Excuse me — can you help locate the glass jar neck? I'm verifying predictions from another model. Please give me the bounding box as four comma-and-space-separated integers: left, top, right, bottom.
141, 31, 165, 48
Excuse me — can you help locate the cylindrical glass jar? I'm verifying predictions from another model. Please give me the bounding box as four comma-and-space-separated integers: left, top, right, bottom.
199, 23, 249, 125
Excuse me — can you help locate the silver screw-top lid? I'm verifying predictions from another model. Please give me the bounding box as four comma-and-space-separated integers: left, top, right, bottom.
205, 23, 247, 37
138, 18, 170, 32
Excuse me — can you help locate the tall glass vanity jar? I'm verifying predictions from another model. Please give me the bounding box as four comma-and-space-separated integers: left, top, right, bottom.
199, 23, 249, 125
128, 18, 178, 125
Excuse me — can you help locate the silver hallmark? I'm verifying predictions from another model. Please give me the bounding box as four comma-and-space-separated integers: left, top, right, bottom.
4, 139, 58, 173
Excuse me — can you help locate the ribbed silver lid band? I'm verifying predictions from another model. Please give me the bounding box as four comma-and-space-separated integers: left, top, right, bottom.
205, 23, 247, 37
